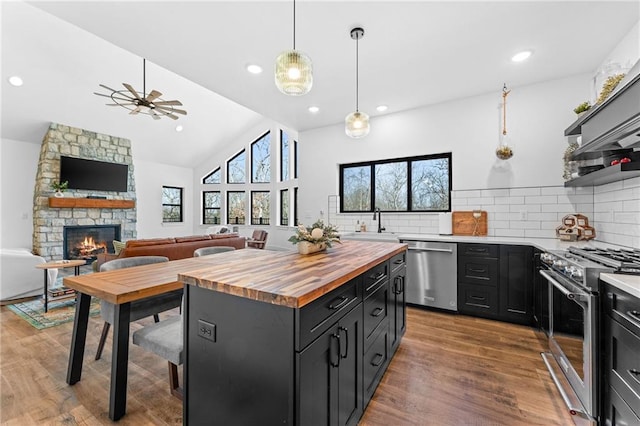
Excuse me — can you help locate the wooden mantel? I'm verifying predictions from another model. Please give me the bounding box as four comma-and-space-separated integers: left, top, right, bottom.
48, 197, 135, 209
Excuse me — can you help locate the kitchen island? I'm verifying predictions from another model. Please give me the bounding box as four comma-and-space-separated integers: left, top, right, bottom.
178, 240, 407, 426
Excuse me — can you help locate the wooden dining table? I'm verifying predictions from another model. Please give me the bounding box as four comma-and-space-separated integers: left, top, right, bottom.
62, 254, 263, 421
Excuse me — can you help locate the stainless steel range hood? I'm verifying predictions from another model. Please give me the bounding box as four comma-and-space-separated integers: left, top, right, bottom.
568, 59, 640, 160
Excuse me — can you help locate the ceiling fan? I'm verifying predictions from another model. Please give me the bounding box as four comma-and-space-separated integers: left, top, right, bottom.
94, 58, 187, 120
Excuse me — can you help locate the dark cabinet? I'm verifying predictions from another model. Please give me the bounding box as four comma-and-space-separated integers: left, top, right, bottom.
498, 245, 533, 325
457, 243, 534, 325
602, 284, 640, 425
389, 252, 406, 354
298, 304, 363, 426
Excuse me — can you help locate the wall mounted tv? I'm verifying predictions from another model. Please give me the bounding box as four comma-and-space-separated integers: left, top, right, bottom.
60, 156, 128, 192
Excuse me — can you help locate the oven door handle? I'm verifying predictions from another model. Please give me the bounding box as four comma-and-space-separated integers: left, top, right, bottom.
539, 270, 589, 305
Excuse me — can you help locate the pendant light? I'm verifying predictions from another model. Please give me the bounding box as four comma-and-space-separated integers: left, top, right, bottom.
495, 83, 514, 160
345, 27, 369, 138
275, 0, 313, 96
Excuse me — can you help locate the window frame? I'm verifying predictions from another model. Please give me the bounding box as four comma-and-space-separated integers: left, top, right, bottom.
202, 167, 221, 184
280, 130, 290, 182
339, 152, 452, 213
280, 189, 289, 226
227, 149, 246, 184
250, 191, 270, 225
293, 187, 298, 226
202, 190, 221, 225
162, 186, 183, 223
227, 191, 246, 225
293, 140, 299, 179
251, 131, 271, 184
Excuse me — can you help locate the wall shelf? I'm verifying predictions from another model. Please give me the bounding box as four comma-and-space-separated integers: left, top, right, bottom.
564, 162, 640, 187
48, 197, 135, 209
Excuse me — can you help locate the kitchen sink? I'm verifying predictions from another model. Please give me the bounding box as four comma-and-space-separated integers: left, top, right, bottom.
340, 232, 400, 243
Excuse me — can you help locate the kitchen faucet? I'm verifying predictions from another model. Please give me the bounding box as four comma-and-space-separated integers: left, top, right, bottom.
373, 208, 386, 233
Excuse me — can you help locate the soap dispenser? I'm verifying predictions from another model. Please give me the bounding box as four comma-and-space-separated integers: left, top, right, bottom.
355, 220, 360, 232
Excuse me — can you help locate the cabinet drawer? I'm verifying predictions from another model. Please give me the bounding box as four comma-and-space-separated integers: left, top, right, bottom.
458, 257, 499, 287
363, 280, 388, 350
363, 262, 389, 297
364, 323, 389, 403
458, 283, 498, 316
390, 252, 406, 272
296, 278, 360, 351
607, 316, 640, 417
605, 285, 640, 336
605, 385, 640, 426
458, 243, 498, 258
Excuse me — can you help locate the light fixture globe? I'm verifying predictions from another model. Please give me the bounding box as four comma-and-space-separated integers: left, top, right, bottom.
345, 111, 370, 138
275, 49, 313, 96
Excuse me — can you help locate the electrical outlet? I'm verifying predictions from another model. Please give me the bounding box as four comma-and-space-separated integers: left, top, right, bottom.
197, 319, 216, 342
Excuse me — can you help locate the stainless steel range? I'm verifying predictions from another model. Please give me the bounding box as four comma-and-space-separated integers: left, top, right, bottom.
539, 246, 640, 425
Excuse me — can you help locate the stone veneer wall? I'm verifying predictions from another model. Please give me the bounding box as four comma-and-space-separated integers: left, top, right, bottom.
33, 123, 137, 260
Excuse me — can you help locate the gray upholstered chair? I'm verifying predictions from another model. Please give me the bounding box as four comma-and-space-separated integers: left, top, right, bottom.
95, 256, 183, 360
193, 246, 235, 257
133, 305, 184, 399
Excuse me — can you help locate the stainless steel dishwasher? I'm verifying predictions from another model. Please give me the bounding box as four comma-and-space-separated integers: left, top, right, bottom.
401, 239, 457, 311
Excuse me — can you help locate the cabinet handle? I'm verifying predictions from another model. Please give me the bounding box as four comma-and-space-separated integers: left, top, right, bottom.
369, 271, 386, 281
393, 259, 404, 265
328, 296, 349, 310
393, 276, 402, 294
469, 267, 486, 273
371, 353, 384, 367
338, 327, 349, 359
628, 369, 640, 386
624, 310, 640, 330
470, 295, 486, 301
371, 307, 385, 317
469, 247, 487, 253
330, 333, 340, 367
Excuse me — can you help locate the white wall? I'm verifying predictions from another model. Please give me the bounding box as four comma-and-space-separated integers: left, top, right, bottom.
0, 138, 40, 248
134, 159, 194, 239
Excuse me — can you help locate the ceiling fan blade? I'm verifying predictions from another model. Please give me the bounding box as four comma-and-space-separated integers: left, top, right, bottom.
153, 100, 183, 106
129, 106, 142, 115
99, 84, 120, 93
146, 90, 162, 102
150, 111, 161, 120
164, 112, 180, 120
123, 83, 142, 100
106, 103, 136, 106
156, 106, 187, 115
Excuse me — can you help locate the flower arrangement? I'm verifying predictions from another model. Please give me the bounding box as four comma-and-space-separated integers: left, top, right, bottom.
596, 73, 625, 105
288, 220, 341, 248
50, 180, 69, 192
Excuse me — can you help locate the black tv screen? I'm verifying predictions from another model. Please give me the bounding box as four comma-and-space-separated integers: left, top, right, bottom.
60, 156, 128, 192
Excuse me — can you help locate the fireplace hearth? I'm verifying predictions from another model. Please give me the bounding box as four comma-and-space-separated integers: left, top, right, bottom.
63, 225, 121, 264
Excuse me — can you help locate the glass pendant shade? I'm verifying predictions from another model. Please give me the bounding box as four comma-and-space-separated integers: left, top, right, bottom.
345, 111, 370, 138
275, 50, 313, 96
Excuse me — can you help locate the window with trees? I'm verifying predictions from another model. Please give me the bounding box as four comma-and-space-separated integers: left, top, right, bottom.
162, 186, 183, 222
251, 191, 270, 225
294, 140, 299, 179
251, 132, 271, 183
202, 167, 221, 184
227, 150, 246, 183
339, 153, 451, 212
294, 187, 298, 226
281, 131, 290, 182
280, 189, 289, 226
227, 191, 245, 224
203, 191, 221, 224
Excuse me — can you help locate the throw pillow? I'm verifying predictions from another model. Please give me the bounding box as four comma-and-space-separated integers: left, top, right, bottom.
113, 240, 126, 255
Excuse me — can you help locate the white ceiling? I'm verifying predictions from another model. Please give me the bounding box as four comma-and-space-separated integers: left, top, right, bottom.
2, 1, 639, 167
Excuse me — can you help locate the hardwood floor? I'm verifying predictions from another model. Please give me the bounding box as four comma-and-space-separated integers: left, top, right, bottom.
0, 305, 573, 425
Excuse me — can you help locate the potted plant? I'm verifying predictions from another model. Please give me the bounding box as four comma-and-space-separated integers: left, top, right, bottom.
288, 220, 341, 254
573, 101, 591, 116
50, 180, 68, 197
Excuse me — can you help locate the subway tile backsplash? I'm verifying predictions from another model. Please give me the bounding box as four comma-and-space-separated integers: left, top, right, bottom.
328, 176, 640, 249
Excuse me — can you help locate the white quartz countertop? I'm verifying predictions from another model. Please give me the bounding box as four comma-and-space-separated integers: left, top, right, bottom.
341, 232, 639, 299
600, 273, 640, 299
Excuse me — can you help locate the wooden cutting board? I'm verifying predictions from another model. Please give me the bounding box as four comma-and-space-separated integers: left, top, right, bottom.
452, 211, 488, 236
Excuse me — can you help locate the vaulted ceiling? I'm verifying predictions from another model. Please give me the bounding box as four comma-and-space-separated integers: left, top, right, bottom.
2, 1, 638, 167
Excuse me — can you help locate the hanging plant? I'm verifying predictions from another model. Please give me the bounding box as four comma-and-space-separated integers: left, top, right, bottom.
496, 83, 514, 160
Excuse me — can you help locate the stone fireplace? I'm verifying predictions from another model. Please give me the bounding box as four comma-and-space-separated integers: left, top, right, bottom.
33, 123, 137, 260
63, 224, 121, 264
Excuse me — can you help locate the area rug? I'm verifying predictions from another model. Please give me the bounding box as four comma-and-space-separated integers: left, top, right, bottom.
7, 295, 100, 330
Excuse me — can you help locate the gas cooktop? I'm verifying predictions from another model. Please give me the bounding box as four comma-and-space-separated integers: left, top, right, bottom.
568, 246, 640, 275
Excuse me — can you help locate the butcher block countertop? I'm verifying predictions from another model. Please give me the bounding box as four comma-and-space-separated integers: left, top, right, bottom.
179, 240, 407, 308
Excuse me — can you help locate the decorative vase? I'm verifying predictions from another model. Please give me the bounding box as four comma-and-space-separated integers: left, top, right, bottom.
54, 190, 64, 198
297, 241, 327, 255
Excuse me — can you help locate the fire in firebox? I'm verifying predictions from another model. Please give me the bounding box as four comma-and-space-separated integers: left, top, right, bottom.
70, 236, 108, 260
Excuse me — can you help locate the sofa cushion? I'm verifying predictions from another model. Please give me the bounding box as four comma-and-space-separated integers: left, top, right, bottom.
175, 235, 211, 243
210, 233, 240, 240
113, 240, 126, 255
126, 238, 176, 248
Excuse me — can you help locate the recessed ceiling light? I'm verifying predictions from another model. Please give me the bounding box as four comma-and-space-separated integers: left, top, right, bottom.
376, 105, 388, 112
8, 76, 23, 86
175, 125, 184, 132
308, 106, 319, 113
511, 50, 533, 63
246, 64, 263, 74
